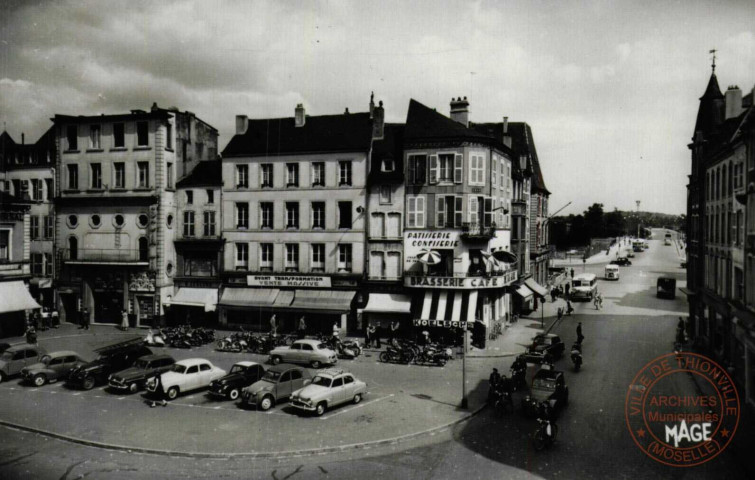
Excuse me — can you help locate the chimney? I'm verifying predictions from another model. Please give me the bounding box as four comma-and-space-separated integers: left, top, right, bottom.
725, 85, 742, 120
295, 104, 306, 127
151, 102, 159, 112
502, 116, 512, 148
372, 100, 385, 140
21, 133, 25, 145
235, 115, 248, 135
450, 96, 470, 127
369, 91, 375, 119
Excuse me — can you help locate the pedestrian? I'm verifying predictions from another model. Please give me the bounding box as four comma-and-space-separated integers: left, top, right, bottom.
566, 300, 573, 316
332, 321, 340, 339
51, 309, 59, 329
389, 320, 400, 345
557, 307, 563, 321
677, 316, 685, 331
25, 324, 37, 345
269, 314, 277, 336
570, 268, 575, 278
120, 309, 129, 331
365, 323, 372, 348
564, 283, 570, 298
374, 322, 382, 348
576, 322, 584, 344
82, 308, 89, 330
550, 287, 557, 303
297, 316, 307, 339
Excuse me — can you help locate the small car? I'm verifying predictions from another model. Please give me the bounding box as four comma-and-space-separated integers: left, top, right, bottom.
268, 339, 338, 369
291, 369, 367, 416
610, 257, 632, 266
0, 345, 48, 382
240, 363, 311, 411
527, 333, 565, 361
522, 368, 569, 414
146, 358, 226, 400
20, 350, 85, 386
67, 337, 152, 390
108, 354, 175, 393
657, 277, 677, 299
208, 361, 266, 401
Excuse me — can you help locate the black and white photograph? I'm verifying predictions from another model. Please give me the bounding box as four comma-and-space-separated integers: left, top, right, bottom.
0, 1, 754, 478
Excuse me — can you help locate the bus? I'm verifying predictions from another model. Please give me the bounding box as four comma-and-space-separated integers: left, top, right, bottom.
571, 273, 597, 300
632, 240, 643, 252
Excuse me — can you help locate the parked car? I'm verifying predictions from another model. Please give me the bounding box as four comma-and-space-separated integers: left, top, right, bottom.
268, 339, 337, 369
680, 260, 687, 268
108, 354, 175, 393
208, 361, 266, 401
0, 343, 11, 354
240, 363, 311, 411
610, 257, 632, 266
67, 336, 152, 390
522, 368, 569, 414
291, 369, 367, 416
145, 358, 225, 400
0, 345, 48, 382
20, 350, 85, 386
657, 277, 677, 299
626, 249, 635, 258
526, 334, 565, 361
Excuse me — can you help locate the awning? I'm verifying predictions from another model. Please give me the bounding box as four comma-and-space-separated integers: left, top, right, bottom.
0, 281, 42, 314
290, 290, 356, 313
273, 290, 295, 307
218, 288, 280, 308
362, 293, 412, 314
414, 290, 478, 327
524, 278, 548, 299
167, 288, 218, 312
515, 285, 533, 299
492, 250, 518, 265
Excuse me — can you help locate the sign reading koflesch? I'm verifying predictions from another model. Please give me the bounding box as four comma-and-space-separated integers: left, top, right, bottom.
247, 275, 331, 288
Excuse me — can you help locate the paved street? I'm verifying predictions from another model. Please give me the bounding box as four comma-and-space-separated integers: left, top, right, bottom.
0, 230, 751, 479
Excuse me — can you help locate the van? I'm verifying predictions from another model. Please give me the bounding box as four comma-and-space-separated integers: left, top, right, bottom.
571, 273, 597, 300
604, 264, 620, 280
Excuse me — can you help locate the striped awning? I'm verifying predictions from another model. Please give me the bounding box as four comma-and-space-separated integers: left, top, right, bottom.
218, 288, 280, 308
290, 290, 355, 313
415, 290, 478, 327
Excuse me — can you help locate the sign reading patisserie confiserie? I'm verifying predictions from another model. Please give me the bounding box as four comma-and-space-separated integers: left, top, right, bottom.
247, 275, 331, 288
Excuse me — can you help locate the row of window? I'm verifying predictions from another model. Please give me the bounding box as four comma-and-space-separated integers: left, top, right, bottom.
705, 210, 745, 246
234, 161, 353, 189
234, 201, 353, 230
406, 153, 507, 187
66, 236, 149, 262
6, 178, 54, 201
706, 161, 744, 202
406, 195, 508, 228
66, 213, 150, 229
66, 161, 169, 190
184, 189, 215, 205
183, 211, 217, 237
235, 243, 352, 272
65, 121, 169, 151
30, 216, 55, 240
30, 253, 54, 277
368, 250, 402, 279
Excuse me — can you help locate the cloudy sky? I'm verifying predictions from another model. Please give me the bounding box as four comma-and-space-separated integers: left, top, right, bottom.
2, 0, 754, 215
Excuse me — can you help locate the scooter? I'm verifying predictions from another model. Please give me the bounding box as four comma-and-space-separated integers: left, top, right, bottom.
532, 417, 558, 451
331, 337, 359, 359
145, 329, 166, 347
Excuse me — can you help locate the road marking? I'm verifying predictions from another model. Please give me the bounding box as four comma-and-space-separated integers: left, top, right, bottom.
71, 392, 80, 396
319, 394, 394, 420
118, 397, 125, 400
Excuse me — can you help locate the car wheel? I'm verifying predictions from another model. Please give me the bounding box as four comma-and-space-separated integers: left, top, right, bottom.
259, 396, 274, 411
166, 386, 179, 400
270, 356, 282, 365
228, 388, 240, 401
353, 393, 362, 404
315, 402, 327, 416
379, 352, 389, 363
310, 360, 321, 369
437, 358, 447, 367
33, 374, 46, 387
82, 376, 95, 391
128, 382, 138, 394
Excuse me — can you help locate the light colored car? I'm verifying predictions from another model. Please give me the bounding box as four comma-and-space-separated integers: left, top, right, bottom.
0, 345, 47, 382
20, 350, 85, 386
268, 339, 337, 369
291, 369, 367, 416
145, 358, 225, 400
240, 363, 311, 411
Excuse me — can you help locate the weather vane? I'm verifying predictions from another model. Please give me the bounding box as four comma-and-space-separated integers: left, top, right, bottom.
709, 49, 717, 73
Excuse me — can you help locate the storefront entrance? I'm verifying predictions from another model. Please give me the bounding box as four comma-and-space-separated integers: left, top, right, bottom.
93, 291, 122, 324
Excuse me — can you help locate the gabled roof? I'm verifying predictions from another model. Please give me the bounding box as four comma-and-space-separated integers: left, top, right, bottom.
404, 99, 493, 145
222, 112, 374, 157
176, 160, 222, 188
368, 123, 404, 184
694, 73, 725, 137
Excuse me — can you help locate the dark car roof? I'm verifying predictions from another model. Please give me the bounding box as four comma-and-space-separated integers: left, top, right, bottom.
534, 369, 563, 380
266, 363, 303, 374
137, 354, 174, 362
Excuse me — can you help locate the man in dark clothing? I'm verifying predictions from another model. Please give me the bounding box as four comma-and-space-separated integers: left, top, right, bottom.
576, 322, 584, 344
389, 320, 400, 345
488, 368, 502, 403
570, 268, 575, 278
365, 323, 373, 348
564, 283, 570, 297
82, 308, 89, 330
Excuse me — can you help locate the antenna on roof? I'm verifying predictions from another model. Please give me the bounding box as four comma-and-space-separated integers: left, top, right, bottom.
709, 49, 717, 73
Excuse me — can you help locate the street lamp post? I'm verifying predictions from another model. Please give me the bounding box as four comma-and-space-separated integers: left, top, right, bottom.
636, 200, 641, 238
461, 326, 468, 409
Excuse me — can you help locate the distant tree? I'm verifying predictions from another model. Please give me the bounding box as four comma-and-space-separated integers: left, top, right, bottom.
583, 203, 605, 238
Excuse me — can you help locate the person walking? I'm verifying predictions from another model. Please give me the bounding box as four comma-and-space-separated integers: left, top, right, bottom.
564, 283, 570, 298
25, 324, 38, 345
364, 323, 373, 348
297, 316, 307, 339
576, 322, 584, 344
374, 322, 382, 348
566, 300, 573, 316
570, 268, 575, 278
269, 314, 278, 336
120, 309, 129, 331
82, 307, 89, 330
557, 307, 564, 322
389, 320, 400, 345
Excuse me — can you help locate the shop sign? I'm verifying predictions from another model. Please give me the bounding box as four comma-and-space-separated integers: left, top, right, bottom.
405, 270, 516, 289
413, 319, 467, 328
247, 275, 331, 288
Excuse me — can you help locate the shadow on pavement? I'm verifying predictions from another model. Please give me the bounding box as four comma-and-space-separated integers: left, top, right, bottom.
613, 287, 687, 313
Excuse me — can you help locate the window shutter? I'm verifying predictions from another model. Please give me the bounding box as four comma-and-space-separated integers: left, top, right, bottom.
454, 154, 463, 184
484, 198, 492, 227
429, 155, 438, 184
455, 196, 463, 227
469, 196, 477, 224
437, 196, 445, 228
408, 197, 415, 227
417, 196, 425, 227
408, 158, 416, 184
417, 156, 427, 184
492, 159, 497, 185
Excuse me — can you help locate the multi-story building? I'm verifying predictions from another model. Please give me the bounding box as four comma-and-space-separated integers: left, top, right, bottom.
164, 160, 223, 326
402, 98, 519, 346
0, 190, 38, 337
53, 104, 218, 327
687, 66, 755, 407
218, 101, 379, 334
0, 128, 57, 308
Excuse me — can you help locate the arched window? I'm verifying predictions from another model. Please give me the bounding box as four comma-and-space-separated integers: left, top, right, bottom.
138, 237, 148, 262
68, 237, 78, 260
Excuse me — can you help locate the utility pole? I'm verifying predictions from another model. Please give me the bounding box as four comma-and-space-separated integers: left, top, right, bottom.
636, 200, 641, 238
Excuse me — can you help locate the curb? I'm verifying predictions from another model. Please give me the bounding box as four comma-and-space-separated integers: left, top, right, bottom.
0, 403, 487, 459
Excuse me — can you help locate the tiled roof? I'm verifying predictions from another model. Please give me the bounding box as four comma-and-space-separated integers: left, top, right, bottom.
404, 99, 493, 144
176, 160, 222, 188
368, 123, 404, 184
0, 126, 56, 171
222, 112, 374, 157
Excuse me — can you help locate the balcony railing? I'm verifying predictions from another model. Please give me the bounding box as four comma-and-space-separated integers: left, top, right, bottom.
460, 222, 496, 239
62, 248, 148, 263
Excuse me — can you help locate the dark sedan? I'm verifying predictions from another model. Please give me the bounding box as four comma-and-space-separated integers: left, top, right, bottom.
610, 257, 632, 266
208, 361, 266, 401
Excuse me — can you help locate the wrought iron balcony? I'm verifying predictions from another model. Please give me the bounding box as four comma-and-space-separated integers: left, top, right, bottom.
460, 222, 496, 240
62, 248, 148, 263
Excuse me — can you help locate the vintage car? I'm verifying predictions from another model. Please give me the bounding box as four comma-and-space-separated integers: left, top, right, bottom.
146, 358, 226, 400
610, 257, 632, 266
208, 361, 266, 401
524, 333, 565, 362
240, 363, 311, 411
0, 345, 48, 382
20, 350, 85, 386
268, 339, 337, 369
108, 354, 175, 393
657, 277, 677, 300
522, 368, 569, 416
291, 369, 367, 416
67, 337, 152, 390
0, 343, 11, 354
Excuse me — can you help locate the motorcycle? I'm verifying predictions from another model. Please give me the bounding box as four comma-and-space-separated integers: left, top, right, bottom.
414, 345, 449, 366
570, 342, 582, 372
379, 344, 413, 364
490, 386, 514, 415
144, 329, 166, 347
531, 418, 558, 451
319, 334, 360, 359
510, 355, 528, 391
520, 395, 540, 418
